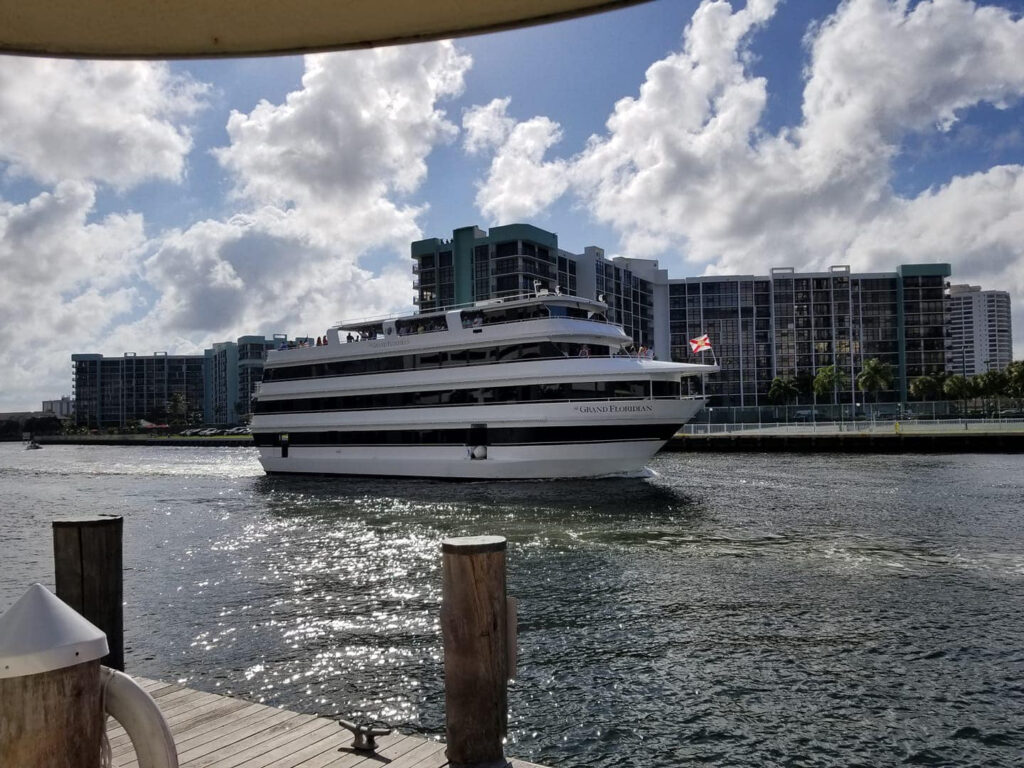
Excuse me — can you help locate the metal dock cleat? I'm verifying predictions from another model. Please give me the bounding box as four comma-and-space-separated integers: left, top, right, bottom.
336, 718, 392, 751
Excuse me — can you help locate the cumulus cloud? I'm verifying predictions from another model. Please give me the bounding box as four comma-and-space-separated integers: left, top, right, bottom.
0, 182, 147, 408
154, 43, 475, 343
0, 57, 206, 410
215, 43, 469, 215
463, 97, 516, 154
468, 0, 1024, 354
464, 98, 570, 223
0, 43, 471, 410
0, 58, 206, 189
134, 208, 410, 343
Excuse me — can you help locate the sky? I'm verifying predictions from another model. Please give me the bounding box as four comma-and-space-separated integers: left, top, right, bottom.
2, 0, 1024, 411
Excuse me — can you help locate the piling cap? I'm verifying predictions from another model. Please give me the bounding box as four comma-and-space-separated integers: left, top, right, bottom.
0, 583, 108, 679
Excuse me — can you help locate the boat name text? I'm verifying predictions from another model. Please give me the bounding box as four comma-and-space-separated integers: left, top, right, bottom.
368, 339, 412, 349
573, 403, 655, 414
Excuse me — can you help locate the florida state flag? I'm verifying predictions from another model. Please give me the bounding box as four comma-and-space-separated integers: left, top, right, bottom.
689, 334, 712, 354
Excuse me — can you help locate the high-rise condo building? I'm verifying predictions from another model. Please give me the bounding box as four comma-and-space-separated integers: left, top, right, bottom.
204, 335, 287, 425
412, 224, 660, 350
667, 264, 951, 406
72, 352, 207, 428
413, 224, 958, 407
945, 284, 1013, 376
72, 334, 300, 428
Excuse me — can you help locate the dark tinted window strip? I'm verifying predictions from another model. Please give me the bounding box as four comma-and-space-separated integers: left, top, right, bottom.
254, 380, 681, 414
263, 341, 596, 382
253, 423, 679, 447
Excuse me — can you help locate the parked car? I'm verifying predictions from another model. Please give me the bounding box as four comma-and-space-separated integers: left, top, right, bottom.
198, 427, 221, 436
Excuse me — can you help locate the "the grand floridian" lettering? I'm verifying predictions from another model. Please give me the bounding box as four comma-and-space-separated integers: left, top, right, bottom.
573, 403, 655, 414
368, 338, 412, 349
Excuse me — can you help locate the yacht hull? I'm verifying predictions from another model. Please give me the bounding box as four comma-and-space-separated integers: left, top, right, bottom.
259, 438, 665, 479
253, 397, 704, 480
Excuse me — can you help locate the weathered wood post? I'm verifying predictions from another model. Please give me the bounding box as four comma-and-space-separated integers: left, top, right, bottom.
441, 535, 509, 767
0, 583, 109, 768
53, 515, 124, 671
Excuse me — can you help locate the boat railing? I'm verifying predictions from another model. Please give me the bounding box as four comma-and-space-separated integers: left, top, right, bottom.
260, 349, 680, 383
254, 393, 707, 415
334, 291, 609, 329
456, 313, 619, 332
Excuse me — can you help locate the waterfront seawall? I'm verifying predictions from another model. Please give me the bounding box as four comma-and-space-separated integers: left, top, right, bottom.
34, 428, 1024, 452
667, 431, 1024, 453
36, 435, 253, 448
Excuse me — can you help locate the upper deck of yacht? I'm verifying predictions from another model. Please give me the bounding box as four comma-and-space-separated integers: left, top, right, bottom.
267, 292, 629, 364
338, 292, 609, 335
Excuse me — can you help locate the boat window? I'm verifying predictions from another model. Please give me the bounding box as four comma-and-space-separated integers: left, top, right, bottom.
518, 342, 544, 359
442, 350, 467, 367
460, 311, 485, 328
253, 379, 671, 414
466, 347, 492, 365
262, 339, 615, 382
652, 380, 681, 398
396, 316, 446, 335
546, 305, 589, 319
496, 346, 521, 362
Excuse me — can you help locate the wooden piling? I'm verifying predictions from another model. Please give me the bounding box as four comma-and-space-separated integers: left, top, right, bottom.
52, 516, 124, 671
0, 660, 104, 768
441, 535, 509, 767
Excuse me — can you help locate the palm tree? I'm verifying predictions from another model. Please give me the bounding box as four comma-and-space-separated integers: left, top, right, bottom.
1005, 360, 1024, 403
168, 393, 188, 427
943, 374, 972, 415
767, 376, 799, 422
974, 369, 1007, 415
767, 376, 799, 405
813, 364, 850, 404
856, 358, 893, 406
909, 375, 940, 401
790, 374, 815, 405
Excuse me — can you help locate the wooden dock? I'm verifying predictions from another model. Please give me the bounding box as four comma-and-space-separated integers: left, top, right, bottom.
109, 677, 549, 768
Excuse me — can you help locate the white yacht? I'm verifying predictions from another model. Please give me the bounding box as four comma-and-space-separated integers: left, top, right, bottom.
251, 293, 717, 479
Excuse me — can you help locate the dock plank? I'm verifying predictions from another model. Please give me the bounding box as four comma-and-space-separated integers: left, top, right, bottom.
108, 677, 552, 768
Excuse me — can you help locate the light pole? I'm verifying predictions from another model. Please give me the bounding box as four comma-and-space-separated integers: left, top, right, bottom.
960, 350, 967, 418
984, 359, 992, 416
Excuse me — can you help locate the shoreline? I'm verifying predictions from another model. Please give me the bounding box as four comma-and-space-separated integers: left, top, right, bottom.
32, 435, 254, 448
26, 431, 1024, 453
665, 431, 1024, 453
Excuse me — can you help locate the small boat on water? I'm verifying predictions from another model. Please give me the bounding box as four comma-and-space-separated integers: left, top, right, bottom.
251, 291, 717, 479
25, 440, 42, 450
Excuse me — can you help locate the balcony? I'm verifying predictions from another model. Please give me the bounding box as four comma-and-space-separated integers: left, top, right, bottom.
413, 279, 420, 289
412, 263, 420, 274
413, 296, 419, 305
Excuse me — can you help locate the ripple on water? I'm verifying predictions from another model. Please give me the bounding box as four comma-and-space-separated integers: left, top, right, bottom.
1, 444, 1022, 767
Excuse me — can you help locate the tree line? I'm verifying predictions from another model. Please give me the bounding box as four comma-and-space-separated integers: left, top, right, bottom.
766, 359, 1024, 408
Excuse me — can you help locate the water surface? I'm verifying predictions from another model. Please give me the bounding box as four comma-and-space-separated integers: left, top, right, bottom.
1, 443, 1021, 766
